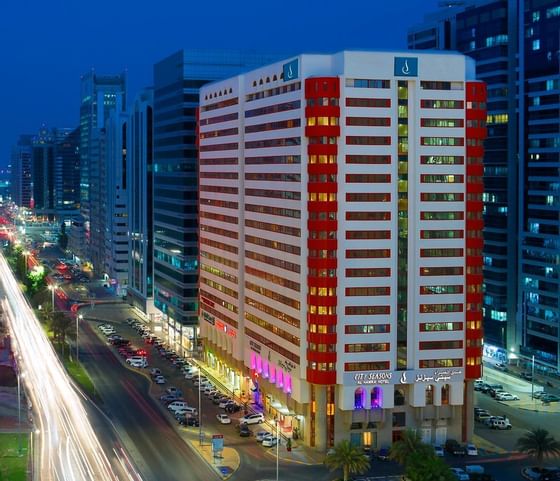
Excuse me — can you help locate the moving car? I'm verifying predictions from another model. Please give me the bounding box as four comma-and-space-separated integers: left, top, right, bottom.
239, 413, 265, 425
150, 368, 162, 377
154, 375, 166, 384
127, 358, 147, 368
494, 362, 508, 371
216, 414, 232, 424
166, 387, 183, 397
256, 431, 270, 442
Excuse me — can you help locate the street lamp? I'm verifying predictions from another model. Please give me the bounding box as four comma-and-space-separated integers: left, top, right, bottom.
17, 371, 25, 455
531, 355, 535, 400
76, 314, 83, 362
276, 418, 280, 481
48, 284, 58, 311
198, 368, 202, 446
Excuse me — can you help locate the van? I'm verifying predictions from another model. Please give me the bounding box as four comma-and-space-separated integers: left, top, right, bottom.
167, 401, 189, 412
174, 406, 198, 417
490, 419, 512, 430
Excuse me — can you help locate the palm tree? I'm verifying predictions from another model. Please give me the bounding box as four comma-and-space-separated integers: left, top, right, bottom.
324, 440, 370, 481
517, 428, 560, 469
405, 451, 455, 481
49, 311, 75, 356
389, 429, 432, 465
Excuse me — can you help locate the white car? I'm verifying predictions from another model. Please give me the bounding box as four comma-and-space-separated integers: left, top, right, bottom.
239, 413, 265, 425
466, 443, 478, 456
450, 468, 469, 481
262, 436, 278, 447
127, 358, 147, 368
433, 445, 444, 457
216, 414, 232, 424
184, 372, 195, 380
496, 392, 519, 401
255, 431, 270, 442
219, 398, 232, 408
154, 375, 166, 384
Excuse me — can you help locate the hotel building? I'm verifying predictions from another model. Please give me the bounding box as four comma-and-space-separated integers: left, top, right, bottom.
198, 51, 486, 450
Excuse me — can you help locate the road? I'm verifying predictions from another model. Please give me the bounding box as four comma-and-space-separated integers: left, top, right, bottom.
0, 251, 137, 481
79, 304, 331, 481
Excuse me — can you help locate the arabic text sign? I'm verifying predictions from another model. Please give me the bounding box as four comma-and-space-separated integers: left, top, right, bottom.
349, 368, 463, 386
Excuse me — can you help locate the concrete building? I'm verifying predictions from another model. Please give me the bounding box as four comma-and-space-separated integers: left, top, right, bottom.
152, 50, 283, 354
408, 0, 560, 372
127, 89, 156, 317
31, 125, 56, 219
198, 51, 485, 450
53, 127, 81, 221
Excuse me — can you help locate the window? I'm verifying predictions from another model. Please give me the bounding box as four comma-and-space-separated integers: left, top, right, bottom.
419, 359, 462, 368
346, 78, 391, 89
420, 81, 463, 90
420, 322, 462, 332
420, 211, 464, 221
345, 267, 391, 277
345, 361, 390, 371
419, 340, 463, 350
420, 304, 463, 313
533, 39, 541, 50
442, 384, 450, 405
420, 285, 463, 295
421, 230, 463, 239
347, 136, 391, 145
346, 98, 391, 108
392, 412, 406, 427
345, 343, 390, 353
371, 387, 383, 409
421, 99, 464, 109
420, 248, 463, 257
425, 385, 434, 405
394, 389, 405, 406
354, 387, 366, 409
421, 137, 464, 146
421, 155, 464, 165
345, 324, 390, 334
421, 174, 464, 184
421, 118, 464, 128
421, 192, 464, 201
347, 117, 391, 126
346, 154, 390, 164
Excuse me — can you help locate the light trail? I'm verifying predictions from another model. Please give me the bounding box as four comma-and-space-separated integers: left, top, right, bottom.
0, 251, 140, 481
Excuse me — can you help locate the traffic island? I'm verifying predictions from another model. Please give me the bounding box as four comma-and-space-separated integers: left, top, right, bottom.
182, 436, 240, 480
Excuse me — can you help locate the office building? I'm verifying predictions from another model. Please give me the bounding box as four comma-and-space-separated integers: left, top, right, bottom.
199, 50, 485, 449
152, 50, 283, 353
128, 89, 156, 317
10, 135, 33, 209
77, 71, 126, 263
409, 0, 560, 371
53, 127, 81, 219
31, 125, 56, 219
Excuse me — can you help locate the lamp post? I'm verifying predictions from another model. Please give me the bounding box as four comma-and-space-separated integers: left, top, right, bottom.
276, 418, 280, 481
22, 250, 30, 276
531, 355, 535, 401
49, 284, 58, 311
198, 368, 202, 446
76, 314, 83, 362
17, 371, 25, 455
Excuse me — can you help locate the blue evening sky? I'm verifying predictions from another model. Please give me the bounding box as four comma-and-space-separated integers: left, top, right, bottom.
0, 0, 442, 165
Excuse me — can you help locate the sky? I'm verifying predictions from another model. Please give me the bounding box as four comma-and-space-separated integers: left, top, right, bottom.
0, 0, 443, 166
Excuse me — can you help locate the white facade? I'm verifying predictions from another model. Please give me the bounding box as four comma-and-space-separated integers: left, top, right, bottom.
198, 50, 484, 449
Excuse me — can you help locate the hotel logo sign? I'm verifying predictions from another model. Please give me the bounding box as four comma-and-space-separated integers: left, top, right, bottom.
283, 59, 299, 82
394, 57, 418, 77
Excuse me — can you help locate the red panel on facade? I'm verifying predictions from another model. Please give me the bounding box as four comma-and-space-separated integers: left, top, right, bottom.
308, 182, 338, 193
307, 332, 337, 344
305, 125, 341, 138
308, 144, 338, 156
307, 257, 337, 269
307, 350, 337, 363
307, 295, 338, 307
307, 369, 336, 385
308, 163, 338, 175
307, 239, 337, 250
305, 106, 341, 118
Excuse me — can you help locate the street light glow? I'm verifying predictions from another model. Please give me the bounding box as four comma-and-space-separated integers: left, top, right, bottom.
0, 251, 136, 480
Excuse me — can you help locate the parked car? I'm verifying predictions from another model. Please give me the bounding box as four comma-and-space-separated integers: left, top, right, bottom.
445, 439, 466, 456
239, 413, 265, 425
433, 445, 444, 457
541, 394, 560, 403
239, 424, 252, 437
256, 431, 270, 442
225, 402, 242, 413
179, 416, 200, 427
521, 466, 560, 481
219, 398, 232, 408
474, 380, 485, 391
496, 392, 519, 401
160, 394, 182, 404
532, 391, 548, 400
466, 443, 478, 456
522, 372, 533, 381
489, 419, 512, 430
262, 436, 279, 447
490, 388, 506, 398
167, 401, 189, 413
476, 412, 492, 423
185, 372, 196, 380
484, 416, 510, 427
376, 448, 390, 461
217, 414, 232, 424
450, 467, 470, 481
484, 383, 503, 395
166, 387, 183, 397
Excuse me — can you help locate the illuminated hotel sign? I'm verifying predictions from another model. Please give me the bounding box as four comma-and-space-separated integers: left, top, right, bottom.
394, 57, 418, 77
350, 368, 463, 386
283, 59, 299, 81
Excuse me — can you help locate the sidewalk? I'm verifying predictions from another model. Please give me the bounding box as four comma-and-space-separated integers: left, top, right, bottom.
471, 434, 508, 455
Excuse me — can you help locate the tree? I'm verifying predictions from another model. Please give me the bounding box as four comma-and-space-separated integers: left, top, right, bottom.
49, 311, 75, 355
389, 429, 433, 465
405, 451, 455, 481
324, 440, 370, 481
517, 428, 560, 469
